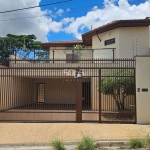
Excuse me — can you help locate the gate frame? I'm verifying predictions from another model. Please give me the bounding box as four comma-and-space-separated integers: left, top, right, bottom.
98, 68, 136, 124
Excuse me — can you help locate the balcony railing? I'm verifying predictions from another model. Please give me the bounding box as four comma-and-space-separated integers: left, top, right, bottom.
0, 57, 135, 70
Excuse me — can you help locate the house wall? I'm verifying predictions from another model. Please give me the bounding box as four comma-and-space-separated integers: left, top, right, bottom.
119, 27, 150, 58
136, 56, 150, 124
92, 28, 120, 58
49, 46, 92, 61
92, 26, 150, 58
32, 78, 76, 104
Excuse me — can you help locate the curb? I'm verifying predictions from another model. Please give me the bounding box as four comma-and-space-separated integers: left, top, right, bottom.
0, 140, 130, 147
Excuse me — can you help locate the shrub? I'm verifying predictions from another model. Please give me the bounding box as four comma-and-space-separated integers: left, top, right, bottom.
51, 139, 66, 150
129, 138, 144, 149
77, 136, 95, 150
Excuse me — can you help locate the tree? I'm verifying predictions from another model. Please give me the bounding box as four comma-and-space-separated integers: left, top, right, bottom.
101, 69, 134, 111
0, 34, 47, 59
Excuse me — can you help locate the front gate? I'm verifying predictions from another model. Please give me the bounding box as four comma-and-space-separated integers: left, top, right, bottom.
0, 58, 136, 123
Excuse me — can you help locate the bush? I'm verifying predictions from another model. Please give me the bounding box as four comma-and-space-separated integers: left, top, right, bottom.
77, 136, 95, 150
129, 138, 144, 149
51, 139, 66, 150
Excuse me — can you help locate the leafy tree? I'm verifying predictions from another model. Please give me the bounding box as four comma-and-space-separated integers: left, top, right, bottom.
0, 34, 47, 59
101, 69, 134, 111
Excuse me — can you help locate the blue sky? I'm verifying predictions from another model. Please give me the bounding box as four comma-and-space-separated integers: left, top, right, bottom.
39, 0, 106, 41
0, 0, 149, 42
38, 0, 147, 41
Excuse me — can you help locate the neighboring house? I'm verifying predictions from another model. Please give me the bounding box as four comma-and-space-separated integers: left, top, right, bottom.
0, 18, 150, 122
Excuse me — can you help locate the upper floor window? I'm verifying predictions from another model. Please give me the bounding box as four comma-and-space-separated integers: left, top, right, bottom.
105, 38, 115, 46
66, 54, 80, 63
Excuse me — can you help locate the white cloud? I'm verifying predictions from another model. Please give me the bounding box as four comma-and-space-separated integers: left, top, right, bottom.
0, 0, 63, 42
62, 0, 150, 39
56, 9, 64, 16
0, 0, 150, 42
61, 17, 74, 25
66, 8, 70, 12
92, 6, 98, 10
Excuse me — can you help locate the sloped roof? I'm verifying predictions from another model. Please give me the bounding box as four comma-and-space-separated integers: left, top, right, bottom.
40, 40, 83, 49
40, 18, 150, 48
82, 18, 150, 45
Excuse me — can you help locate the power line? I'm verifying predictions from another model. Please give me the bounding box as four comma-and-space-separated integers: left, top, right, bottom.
0, 4, 101, 22
0, 0, 71, 14
0, 3, 101, 17
0, 8, 98, 22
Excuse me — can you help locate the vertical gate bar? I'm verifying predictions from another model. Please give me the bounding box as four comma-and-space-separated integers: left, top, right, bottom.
53, 50, 55, 63
99, 69, 101, 123
20, 62, 21, 116
112, 49, 114, 63
76, 68, 82, 123
72, 50, 74, 63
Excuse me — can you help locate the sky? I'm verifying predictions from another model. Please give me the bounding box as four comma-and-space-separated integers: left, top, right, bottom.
0, 0, 149, 42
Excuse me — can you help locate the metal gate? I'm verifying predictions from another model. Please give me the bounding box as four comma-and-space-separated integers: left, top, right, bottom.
0, 58, 136, 123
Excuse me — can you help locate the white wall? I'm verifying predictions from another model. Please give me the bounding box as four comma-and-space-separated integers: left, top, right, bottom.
119, 27, 150, 58
92, 26, 150, 59
92, 28, 120, 58
136, 56, 150, 124
49, 46, 92, 61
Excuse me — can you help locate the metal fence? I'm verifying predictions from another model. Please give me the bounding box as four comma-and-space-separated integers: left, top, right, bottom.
0, 58, 136, 123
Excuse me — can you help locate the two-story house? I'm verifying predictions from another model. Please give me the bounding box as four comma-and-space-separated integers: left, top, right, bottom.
0, 17, 150, 122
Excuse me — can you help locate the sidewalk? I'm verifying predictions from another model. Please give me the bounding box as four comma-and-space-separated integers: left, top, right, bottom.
0, 123, 150, 145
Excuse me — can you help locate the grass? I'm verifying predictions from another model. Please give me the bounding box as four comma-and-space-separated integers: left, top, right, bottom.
129, 138, 144, 149
77, 136, 95, 150
144, 136, 150, 147
51, 139, 66, 150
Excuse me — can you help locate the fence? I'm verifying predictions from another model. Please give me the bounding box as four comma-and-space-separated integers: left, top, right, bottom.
0, 58, 136, 123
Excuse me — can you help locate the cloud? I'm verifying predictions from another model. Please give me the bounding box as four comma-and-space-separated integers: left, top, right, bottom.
66, 8, 70, 12
92, 6, 98, 10
0, 0, 150, 42
0, 0, 63, 42
56, 9, 64, 16
62, 0, 150, 39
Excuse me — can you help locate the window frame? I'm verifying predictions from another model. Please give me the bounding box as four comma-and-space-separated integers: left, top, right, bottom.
105, 38, 115, 46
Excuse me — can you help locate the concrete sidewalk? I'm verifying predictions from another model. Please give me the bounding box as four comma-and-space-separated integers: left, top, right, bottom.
0, 123, 150, 145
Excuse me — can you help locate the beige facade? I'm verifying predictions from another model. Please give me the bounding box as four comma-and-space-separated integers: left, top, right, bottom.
136, 56, 150, 124
92, 28, 120, 58
49, 46, 92, 60
92, 26, 150, 58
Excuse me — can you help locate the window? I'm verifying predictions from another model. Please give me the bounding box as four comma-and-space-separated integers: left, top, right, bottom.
105, 38, 115, 46
37, 83, 45, 103
66, 54, 80, 63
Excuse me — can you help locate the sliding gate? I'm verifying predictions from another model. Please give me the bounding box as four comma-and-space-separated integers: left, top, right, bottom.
0, 58, 136, 123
